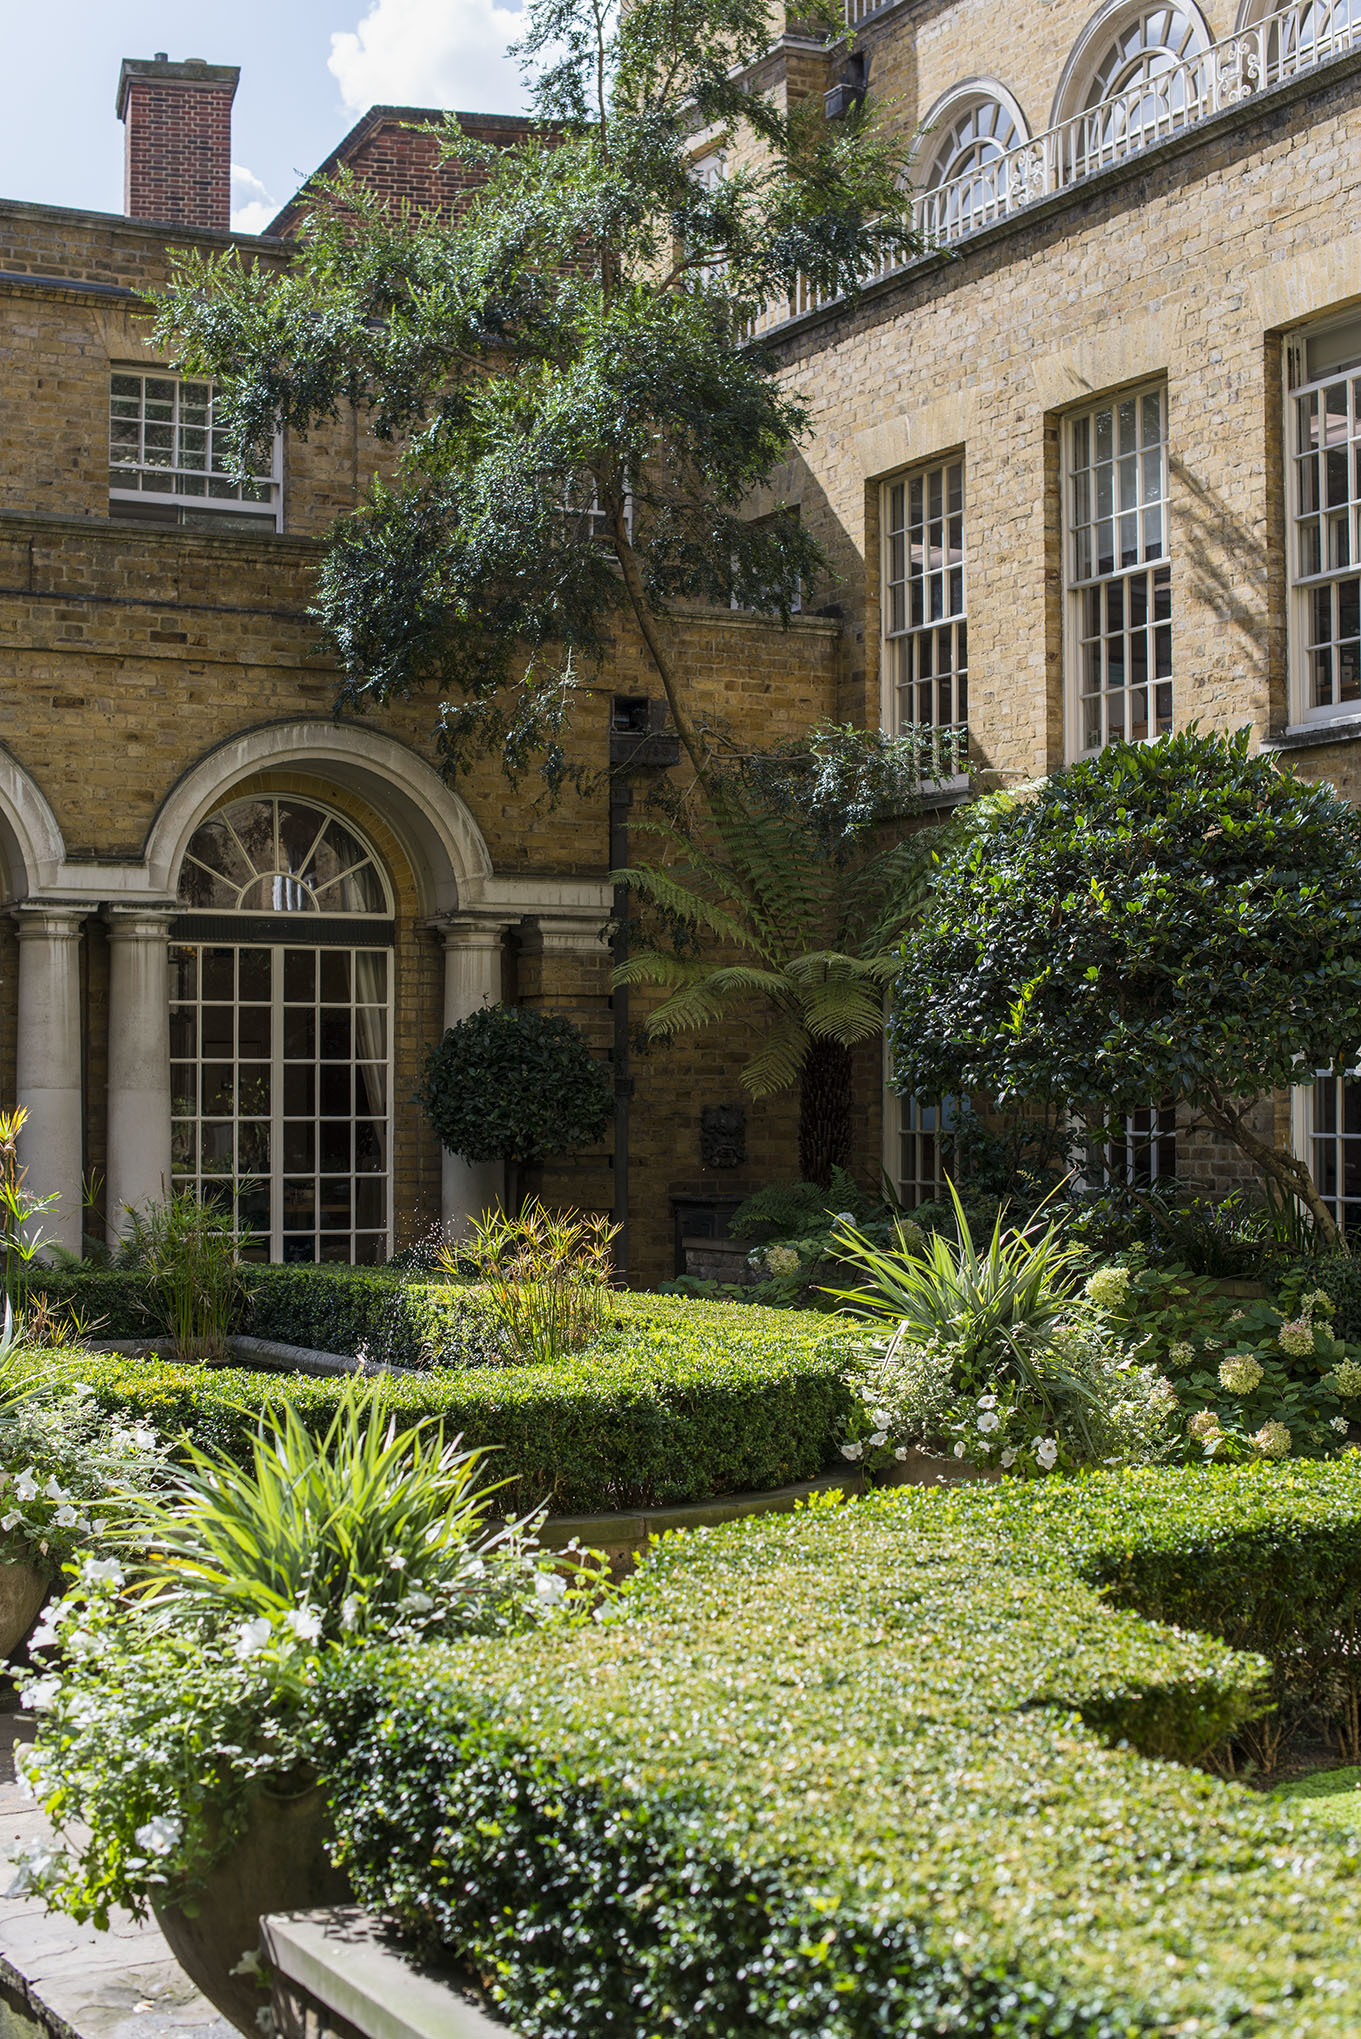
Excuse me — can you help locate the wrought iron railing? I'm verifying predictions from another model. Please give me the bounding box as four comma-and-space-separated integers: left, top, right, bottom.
751, 0, 1359, 333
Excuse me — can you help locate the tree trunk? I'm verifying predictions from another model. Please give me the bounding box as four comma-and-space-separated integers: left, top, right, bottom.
798, 1040, 854, 1187
1200, 1090, 1339, 1246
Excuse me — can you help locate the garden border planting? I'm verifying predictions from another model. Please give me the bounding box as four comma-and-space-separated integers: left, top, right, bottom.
321, 1464, 1361, 2039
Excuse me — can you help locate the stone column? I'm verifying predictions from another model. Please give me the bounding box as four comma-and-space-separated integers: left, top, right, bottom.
438, 919, 510, 1241
105, 907, 175, 1243
13, 905, 86, 1258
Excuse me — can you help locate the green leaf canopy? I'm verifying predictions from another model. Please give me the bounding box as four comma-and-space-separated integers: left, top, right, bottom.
889, 728, 1361, 1140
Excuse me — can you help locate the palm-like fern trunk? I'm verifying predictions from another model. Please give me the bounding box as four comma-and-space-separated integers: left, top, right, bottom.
798, 1039, 854, 1186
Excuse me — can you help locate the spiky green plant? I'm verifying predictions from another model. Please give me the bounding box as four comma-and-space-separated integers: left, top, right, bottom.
119, 1190, 248, 1364
446, 1200, 619, 1364
824, 1180, 1102, 1445
119, 1385, 560, 1648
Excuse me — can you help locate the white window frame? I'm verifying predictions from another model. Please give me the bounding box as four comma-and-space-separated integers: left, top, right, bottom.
881, 456, 968, 742
1285, 312, 1361, 727
1293, 1069, 1361, 1234
110, 368, 283, 531
1103, 1101, 1177, 1185
1063, 382, 1172, 758
883, 1048, 956, 1209
170, 938, 394, 1266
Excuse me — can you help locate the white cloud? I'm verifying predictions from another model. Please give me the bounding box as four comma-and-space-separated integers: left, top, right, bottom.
230, 163, 277, 235
328, 0, 528, 118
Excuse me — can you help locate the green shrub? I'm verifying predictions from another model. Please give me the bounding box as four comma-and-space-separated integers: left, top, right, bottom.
66, 1294, 856, 1512
322, 1467, 1361, 2038
25, 1263, 506, 1370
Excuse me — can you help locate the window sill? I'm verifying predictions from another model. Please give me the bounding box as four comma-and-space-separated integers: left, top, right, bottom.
917, 771, 972, 809
1266, 718, 1361, 752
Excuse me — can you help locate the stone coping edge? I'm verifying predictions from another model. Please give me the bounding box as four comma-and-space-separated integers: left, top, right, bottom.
263, 1908, 513, 2039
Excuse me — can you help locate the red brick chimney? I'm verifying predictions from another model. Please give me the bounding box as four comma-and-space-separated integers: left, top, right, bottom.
116, 54, 240, 231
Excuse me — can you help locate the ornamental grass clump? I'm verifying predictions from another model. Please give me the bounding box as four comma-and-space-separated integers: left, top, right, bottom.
8, 1386, 606, 1925
827, 1183, 1166, 1473
442, 1200, 620, 1366
115, 1381, 589, 1654
119, 1190, 248, 1364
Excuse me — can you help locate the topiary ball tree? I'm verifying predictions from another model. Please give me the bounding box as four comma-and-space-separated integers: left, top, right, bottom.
889, 726, 1361, 1242
416, 1006, 613, 1196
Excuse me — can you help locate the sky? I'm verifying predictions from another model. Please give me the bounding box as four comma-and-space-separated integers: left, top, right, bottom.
0, 0, 530, 232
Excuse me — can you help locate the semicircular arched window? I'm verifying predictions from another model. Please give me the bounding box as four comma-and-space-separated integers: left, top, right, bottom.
1080, 2, 1205, 106
924, 96, 1026, 189
178, 796, 391, 915
918, 92, 1028, 237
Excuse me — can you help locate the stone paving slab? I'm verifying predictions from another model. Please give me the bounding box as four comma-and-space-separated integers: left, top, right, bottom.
0, 1701, 231, 2039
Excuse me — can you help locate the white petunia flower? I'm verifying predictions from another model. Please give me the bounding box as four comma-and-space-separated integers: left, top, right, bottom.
82, 1557, 124, 1586
1000, 1448, 1018, 1469
53, 1505, 77, 1529
234, 1617, 274, 1660
868, 1430, 887, 1448
283, 1606, 323, 1644
977, 1394, 998, 1410
839, 1442, 864, 1462
1034, 1437, 1059, 1471
340, 1594, 362, 1631
14, 1472, 38, 1503
534, 1572, 567, 1605
976, 1411, 1000, 1434
134, 1815, 182, 1857
19, 1674, 60, 1712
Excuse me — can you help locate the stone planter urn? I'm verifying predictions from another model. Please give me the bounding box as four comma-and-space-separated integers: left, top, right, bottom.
155, 1778, 348, 2035
0, 1559, 50, 1661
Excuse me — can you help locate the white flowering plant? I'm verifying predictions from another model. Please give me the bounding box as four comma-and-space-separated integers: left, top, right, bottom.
9, 1392, 610, 1925
1082, 1256, 1356, 1463
840, 1315, 1179, 1478
0, 1371, 166, 1572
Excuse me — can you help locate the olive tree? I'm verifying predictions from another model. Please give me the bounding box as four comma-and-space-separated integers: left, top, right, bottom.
888, 728, 1361, 1240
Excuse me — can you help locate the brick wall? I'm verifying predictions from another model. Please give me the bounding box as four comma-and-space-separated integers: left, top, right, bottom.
117, 59, 239, 233
268, 109, 540, 236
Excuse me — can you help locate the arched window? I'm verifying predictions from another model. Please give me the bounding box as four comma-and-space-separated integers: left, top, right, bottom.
177, 795, 390, 914
917, 85, 1029, 238
1053, 1, 1212, 170
1236, 0, 1359, 81
171, 796, 393, 1265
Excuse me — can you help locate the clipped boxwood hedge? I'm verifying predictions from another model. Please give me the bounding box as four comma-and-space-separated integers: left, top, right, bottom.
322, 1465, 1361, 2039
26, 1263, 502, 1369
68, 1294, 856, 1513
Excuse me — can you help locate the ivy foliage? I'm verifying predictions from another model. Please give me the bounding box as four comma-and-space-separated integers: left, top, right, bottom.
323, 1467, 1361, 2038
890, 728, 1361, 1230
147, 0, 924, 787
416, 1006, 613, 1167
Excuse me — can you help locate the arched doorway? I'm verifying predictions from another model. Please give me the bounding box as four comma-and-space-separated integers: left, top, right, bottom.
169, 793, 394, 1263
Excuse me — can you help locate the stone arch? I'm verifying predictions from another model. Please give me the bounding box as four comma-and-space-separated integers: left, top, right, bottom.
1050, 0, 1214, 129
142, 720, 493, 917
0, 745, 67, 903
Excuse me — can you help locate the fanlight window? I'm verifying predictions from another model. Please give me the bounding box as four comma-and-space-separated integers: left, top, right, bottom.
923, 98, 1025, 192
1081, 4, 1205, 112
178, 798, 390, 915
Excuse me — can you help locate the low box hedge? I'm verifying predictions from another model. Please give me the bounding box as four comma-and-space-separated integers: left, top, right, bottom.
321, 1466, 1361, 2038
67, 1293, 856, 1513
25, 1263, 503, 1369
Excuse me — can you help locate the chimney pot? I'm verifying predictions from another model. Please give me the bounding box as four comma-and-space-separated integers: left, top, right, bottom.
153, 50, 167, 62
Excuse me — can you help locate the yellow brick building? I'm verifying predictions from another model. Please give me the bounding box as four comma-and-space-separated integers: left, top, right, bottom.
2, 10, 1359, 1274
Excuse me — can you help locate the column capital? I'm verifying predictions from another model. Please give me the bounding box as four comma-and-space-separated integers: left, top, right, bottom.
11, 900, 89, 942
524, 911, 611, 957
427, 914, 516, 953
103, 902, 179, 940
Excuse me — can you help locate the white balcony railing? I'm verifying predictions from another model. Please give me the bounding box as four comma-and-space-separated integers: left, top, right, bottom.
753, 0, 1359, 333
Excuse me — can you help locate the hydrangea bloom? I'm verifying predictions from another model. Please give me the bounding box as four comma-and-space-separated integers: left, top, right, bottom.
1084, 1266, 1131, 1314
1168, 1340, 1195, 1367
1187, 1409, 1221, 1441
1331, 1359, 1361, 1399
1252, 1420, 1292, 1459
764, 1244, 801, 1277
1218, 1353, 1264, 1395
1148, 1376, 1179, 1412
1278, 1319, 1316, 1357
